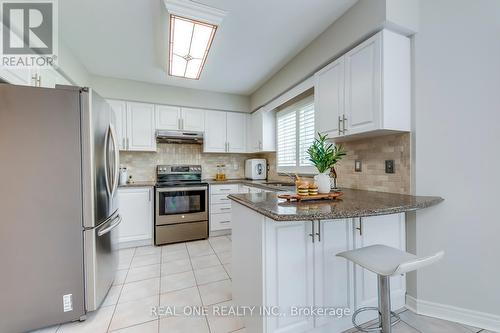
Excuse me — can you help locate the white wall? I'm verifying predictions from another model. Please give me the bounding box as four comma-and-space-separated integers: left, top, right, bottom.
57, 43, 90, 86
90, 75, 250, 112
413, 0, 500, 328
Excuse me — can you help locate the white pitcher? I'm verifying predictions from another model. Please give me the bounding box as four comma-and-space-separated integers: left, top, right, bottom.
314, 172, 331, 194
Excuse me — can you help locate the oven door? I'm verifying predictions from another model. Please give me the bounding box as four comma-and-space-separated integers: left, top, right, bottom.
156, 186, 208, 225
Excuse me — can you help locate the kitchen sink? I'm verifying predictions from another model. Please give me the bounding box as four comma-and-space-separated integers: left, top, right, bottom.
263, 181, 295, 187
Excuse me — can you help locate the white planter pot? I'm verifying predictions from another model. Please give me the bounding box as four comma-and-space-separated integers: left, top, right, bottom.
314, 172, 331, 194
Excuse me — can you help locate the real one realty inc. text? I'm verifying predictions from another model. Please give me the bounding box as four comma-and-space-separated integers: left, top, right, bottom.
151, 305, 352, 318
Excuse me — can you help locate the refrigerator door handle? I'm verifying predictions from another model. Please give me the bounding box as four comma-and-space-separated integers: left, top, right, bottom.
97, 214, 121, 237
109, 124, 120, 197
103, 126, 112, 196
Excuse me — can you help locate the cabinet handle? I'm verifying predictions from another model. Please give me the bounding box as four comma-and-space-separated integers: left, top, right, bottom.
338, 116, 342, 136
126, 138, 130, 150
355, 218, 363, 236
122, 138, 125, 149
227, 142, 230, 152
315, 220, 321, 242
181, 118, 184, 130
220, 207, 231, 211
342, 115, 347, 134
220, 221, 231, 224
309, 220, 315, 243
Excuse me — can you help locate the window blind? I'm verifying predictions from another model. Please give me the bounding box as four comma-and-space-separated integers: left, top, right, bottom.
276, 94, 315, 173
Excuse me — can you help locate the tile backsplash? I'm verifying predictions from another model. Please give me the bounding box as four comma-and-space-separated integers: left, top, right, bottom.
121, 133, 410, 194
258, 133, 411, 194
120, 144, 255, 182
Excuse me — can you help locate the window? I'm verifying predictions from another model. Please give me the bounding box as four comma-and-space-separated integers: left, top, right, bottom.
276, 94, 315, 174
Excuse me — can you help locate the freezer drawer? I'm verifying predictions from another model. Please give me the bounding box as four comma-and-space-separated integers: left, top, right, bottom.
84, 212, 121, 311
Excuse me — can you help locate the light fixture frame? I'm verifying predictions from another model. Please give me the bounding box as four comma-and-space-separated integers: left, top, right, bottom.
168, 14, 217, 80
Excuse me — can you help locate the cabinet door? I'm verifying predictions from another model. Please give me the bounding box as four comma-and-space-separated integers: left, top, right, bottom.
261, 108, 276, 151
181, 107, 205, 132
226, 112, 247, 153
0, 68, 32, 85
203, 110, 227, 153
249, 111, 262, 151
314, 219, 355, 331
117, 187, 153, 243
265, 221, 315, 333
353, 213, 406, 323
156, 105, 181, 130
126, 102, 157, 151
315, 57, 345, 138
107, 100, 127, 150
344, 33, 381, 135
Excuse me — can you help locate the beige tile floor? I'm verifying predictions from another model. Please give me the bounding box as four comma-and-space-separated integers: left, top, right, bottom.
31, 235, 488, 333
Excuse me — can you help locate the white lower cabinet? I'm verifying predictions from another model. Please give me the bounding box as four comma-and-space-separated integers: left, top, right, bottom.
232, 202, 407, 333
353, 213, 406, 324
313, 219, 355, 331
209, 184, 240, 232
117, 187, 153, 247
264, 221, 315, 333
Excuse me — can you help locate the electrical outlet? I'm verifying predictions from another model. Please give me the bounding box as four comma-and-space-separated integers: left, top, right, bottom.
385, 160, 395, 174
355, 160, 362, 172
63, 294, 73, 312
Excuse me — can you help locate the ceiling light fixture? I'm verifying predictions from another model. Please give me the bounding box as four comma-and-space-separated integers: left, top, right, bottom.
168, 15, 217, 80
164, 0, 227, 80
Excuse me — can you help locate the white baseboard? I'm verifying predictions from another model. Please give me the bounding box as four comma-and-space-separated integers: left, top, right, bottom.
406, 295, 500, 332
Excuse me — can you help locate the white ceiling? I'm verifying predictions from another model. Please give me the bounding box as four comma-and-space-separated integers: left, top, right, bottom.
60, 0, 357, 95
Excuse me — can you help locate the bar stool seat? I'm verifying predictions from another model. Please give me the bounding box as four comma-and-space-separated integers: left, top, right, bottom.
337, 245, 444, 333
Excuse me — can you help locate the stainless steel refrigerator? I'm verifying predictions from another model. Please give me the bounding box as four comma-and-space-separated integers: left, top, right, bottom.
0, 84, 121, 333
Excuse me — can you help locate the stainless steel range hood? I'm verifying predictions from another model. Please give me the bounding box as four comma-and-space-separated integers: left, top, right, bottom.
156, 130, 203, 144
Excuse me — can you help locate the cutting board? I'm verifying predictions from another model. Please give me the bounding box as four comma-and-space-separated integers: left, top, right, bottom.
277, 192, 343, 202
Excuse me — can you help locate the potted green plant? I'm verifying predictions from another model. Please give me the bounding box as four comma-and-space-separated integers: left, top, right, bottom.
307, 133, 346, 193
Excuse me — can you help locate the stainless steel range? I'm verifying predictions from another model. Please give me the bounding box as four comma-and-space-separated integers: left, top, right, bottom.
155, 165, 209, 245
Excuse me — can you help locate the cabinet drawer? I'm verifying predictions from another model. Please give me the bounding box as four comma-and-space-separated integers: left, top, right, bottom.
211, 204, 232, 214
210, 213, 232, 231
210, 184, 239, 194
210, 194, 232, 205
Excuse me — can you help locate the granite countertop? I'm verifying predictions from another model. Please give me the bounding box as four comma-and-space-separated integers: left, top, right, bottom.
228, 188, 444, 221
118, 181, 156, 188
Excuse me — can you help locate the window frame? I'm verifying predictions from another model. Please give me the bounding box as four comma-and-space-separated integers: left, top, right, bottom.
276, 94, 316, 175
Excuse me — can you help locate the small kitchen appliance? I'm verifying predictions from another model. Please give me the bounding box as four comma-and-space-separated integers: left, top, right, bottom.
119, 166, 128, 185
245, 159, 267, 180
155, 165, 209, 245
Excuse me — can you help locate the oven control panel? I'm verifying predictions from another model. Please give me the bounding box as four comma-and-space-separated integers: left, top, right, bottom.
157, 165, 202, 175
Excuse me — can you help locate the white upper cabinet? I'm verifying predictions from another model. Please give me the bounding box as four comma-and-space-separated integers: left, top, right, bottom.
204, 110, 247, 153
156, 105, 205, 132
344, 33, 381, 135
226, 112, 247, 153
248, 108, 276, 153
314, 29, 410, 141
126, 102, 157, 152
204, 110, 228, 153
108, 100, 156, 151
181, 107, 205, 132
156, 105, 181, 130
315, 57, 345, 137
108, 100, 127, 150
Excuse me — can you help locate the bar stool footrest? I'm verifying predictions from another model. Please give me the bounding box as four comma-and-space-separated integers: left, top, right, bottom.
352, 307, 401, 332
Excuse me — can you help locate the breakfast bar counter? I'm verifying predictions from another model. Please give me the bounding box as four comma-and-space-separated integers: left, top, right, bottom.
228, 189, 443, 333
227, 188, 443, 221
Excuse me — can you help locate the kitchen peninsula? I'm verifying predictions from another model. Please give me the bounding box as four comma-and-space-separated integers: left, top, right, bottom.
228, 189, 443, 333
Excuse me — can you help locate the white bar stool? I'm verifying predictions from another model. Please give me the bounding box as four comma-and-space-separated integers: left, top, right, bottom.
337, 245, 444, 333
